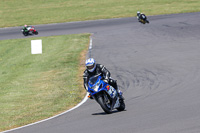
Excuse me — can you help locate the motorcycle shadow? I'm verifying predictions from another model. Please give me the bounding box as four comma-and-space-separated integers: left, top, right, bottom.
92, 110, 126, 115
23, 34, 35, 37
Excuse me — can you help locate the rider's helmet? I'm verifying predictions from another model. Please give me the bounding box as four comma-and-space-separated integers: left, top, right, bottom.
137, 11, 140, 16
85, 58, 96, 72
24, 25, 27, 27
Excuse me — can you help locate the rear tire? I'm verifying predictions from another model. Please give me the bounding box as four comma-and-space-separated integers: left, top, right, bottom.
34, 31, 38, 35
117, 99, 125, 111
97, 96, 112, 114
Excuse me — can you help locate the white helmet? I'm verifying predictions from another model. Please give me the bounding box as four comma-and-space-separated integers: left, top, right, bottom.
85, 58, 96, 72
137, 11, 140, 16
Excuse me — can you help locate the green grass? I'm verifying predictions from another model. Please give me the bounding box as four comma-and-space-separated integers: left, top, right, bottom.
0, 0, 200, 27
0, 34, 89, 131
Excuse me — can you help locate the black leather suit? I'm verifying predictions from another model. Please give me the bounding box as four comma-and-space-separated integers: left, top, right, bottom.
83, 64, 118, 91
138, 13, 146, 21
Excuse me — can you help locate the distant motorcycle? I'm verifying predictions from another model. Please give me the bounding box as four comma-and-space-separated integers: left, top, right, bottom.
21, 26, 38, 36
87, 74, 125, 114
137, 12, 149, 24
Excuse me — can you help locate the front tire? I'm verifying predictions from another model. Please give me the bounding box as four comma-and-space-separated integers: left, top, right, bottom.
97, 96, 112, 114
140, 19, 145, 24
23, 32, 28, 36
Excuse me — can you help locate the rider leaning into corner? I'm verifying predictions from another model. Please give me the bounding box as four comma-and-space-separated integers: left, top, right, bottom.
22, 24, 35, 33
137, 11, 146, 21
83, 58, 124, 100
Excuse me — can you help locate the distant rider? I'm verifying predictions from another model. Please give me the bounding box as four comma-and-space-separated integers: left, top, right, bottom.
137, 11, 147, 22
83, 58, 124, 100
22, 25, 33, 33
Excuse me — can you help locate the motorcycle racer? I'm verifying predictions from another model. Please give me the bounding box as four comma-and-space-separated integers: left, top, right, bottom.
83, 58, 124, 100
137, 11, 145, 21
137, 11, 149, 24
22, 25, 38, 36
22, 25, 35, 32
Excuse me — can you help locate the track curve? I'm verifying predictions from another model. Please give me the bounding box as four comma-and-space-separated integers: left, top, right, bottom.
1, 12, 200, 133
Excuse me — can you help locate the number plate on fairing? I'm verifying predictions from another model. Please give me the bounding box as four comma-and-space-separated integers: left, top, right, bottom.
107, 86, 117, 98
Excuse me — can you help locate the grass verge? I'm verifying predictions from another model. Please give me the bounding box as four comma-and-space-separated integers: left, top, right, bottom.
0, 0, 200, 27
0, 34, 90, 131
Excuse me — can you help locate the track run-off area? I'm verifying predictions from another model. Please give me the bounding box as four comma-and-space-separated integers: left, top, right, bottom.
1, 12, 200, 133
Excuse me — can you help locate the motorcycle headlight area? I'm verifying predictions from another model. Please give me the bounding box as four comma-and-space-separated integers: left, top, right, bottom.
92, 85, 99, 92
91, 81, 100, 92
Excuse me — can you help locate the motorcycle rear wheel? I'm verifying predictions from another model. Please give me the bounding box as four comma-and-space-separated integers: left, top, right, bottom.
97, 96, 112, 114
117, 99, 125, 111
34, 31, 38, 35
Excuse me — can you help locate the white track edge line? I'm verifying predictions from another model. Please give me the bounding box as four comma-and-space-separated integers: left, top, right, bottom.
1, 93, 89, 133
89, 35, 92, 50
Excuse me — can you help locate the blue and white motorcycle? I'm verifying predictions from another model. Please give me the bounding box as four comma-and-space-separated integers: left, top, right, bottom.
87, 74, 125, 114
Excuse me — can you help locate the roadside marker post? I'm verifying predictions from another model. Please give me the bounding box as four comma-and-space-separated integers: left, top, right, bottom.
31, 40, 42, 54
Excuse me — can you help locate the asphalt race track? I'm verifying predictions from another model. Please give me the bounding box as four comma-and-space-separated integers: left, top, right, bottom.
1, 12, 200, 133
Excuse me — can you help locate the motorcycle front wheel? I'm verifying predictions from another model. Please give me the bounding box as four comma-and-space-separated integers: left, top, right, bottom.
23, 32, 28, 36
97, 95, 112, 114
139, 19, 145, 24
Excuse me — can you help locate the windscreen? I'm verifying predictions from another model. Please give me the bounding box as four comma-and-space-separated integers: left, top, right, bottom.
89, 75, 99, 85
